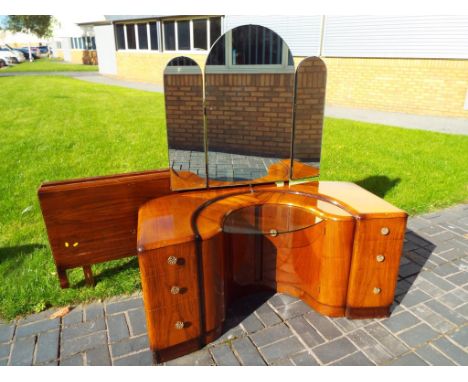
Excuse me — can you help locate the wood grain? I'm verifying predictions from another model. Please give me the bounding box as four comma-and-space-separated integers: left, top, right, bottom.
38, 169, 172, 287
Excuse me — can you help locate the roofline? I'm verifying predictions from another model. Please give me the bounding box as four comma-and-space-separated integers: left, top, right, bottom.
78, 20, 112, 26
110, 15, 224, 24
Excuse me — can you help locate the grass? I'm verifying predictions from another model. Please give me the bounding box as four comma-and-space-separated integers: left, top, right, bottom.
2, 58, 98, 72
0, 75, 467, 320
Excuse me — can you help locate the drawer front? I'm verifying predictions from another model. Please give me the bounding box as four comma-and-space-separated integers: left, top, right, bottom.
356, 217, 407, 242
138, 242, 200, 311
146, 300, 200, 350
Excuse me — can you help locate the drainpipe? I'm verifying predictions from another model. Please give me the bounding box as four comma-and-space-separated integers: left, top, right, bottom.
319, 15, 326, 57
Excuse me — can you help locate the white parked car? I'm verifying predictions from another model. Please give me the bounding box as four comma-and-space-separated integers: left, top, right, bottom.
0, 50, 14, 65
0, 46, 25, 63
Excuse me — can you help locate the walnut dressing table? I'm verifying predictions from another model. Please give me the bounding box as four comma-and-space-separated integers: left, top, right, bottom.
37, 24, 408, 364
137, 181, 407, 362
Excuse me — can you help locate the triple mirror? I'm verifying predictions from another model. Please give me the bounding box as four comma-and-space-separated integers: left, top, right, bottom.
163, 24, 326, 191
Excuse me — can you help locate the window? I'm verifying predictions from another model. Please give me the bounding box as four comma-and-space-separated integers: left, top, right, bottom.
164, 21, 176, 50
57, 41, 62, 49
115, 17, 223, 52
116, 24, 125, 49
70, 38, 74, 49
138, 24, 148, 49
78, 37, 84, 50
149, 22, 158, 50
177, 20, 190, 50
91, 36, 96, 50
193, 19, 207, 50
210, 17, 222, 46
126, 24, 136, 49
231, 25, 282, 65
206, 35, 225, 65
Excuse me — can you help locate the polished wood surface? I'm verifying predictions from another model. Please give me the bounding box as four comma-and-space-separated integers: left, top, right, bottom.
137, 180, 407, 361
137, 181, 406, 251
38, 169, 172, 287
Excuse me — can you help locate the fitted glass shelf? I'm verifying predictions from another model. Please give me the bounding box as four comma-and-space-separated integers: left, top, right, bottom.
222, 203, 323, 235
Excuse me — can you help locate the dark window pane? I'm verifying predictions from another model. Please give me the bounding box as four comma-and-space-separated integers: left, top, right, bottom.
193, 19, 207, 50
116, 24, 125, 49
79, 37, 84, 50
177, 20, 190, 50
126, 24, 136, 49
167, 57, 198, 66
91, 37, 96, 50
164, 21, 175, 50
206, 35, 225, 65
70, 38, 74, 49
149, 22, 158, 50
138, 24, 148, 49
232, 25, 282, 65
210, 17, 221, 46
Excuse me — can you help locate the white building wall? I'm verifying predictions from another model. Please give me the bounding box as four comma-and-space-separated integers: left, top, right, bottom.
322, 15, 468, 59
224, 15, 322, 56
225, 15, 468, 60
94, 25, 117, 75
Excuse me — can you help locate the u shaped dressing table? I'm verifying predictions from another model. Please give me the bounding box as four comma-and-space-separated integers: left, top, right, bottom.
137, 180, 406, 362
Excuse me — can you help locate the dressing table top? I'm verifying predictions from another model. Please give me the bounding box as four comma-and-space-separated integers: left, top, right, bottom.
137, 181, 407, 251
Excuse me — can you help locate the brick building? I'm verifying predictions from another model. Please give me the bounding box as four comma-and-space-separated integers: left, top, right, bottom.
53, 15, 468, 118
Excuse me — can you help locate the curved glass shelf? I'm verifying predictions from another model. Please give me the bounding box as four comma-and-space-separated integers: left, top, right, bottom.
222, 203, 322, 235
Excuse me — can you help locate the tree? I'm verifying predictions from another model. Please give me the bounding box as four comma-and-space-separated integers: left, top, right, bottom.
6, 16, 54, 61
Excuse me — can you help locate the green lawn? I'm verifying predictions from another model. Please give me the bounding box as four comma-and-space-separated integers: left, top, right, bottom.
2, 58, 98, 72
0, 76, 467, 320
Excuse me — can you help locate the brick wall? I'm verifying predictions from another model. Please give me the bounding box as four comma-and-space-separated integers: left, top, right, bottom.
294, 57, 326, 161
322, 57, 468, 118
116, 52, 207, 85
117, 52, 468, 118
205, 73, 295, 157
164, 74, 204, 151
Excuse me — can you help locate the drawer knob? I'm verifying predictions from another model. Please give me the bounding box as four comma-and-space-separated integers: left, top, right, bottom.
376, 255, 385, 263
380, 227, 390, 236
373, 287, 382, 295
270, 229, 278, 237
170, 286, 181, 295
175, 321, 185, 330
167, 256, 178, 265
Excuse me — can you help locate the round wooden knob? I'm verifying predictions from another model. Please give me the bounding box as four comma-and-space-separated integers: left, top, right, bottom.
167, 256, 178, 265
175, 321, 185, 330
376, 255, 385, 263
380, 227, 390, 236
373, 287, 382, 295
170, 286, 181, 295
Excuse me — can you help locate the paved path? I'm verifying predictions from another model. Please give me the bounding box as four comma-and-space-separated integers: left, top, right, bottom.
1, 203, 467, 366
326, 105, 468, 135
76, 75, 165, 93
0, 71, 100, 78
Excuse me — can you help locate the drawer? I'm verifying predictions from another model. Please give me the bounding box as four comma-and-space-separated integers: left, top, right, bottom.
355, 217, 407, 242
141, 273, 199, 311
352, 238, 404, 271
138, 241, 197, 280
146, 300, 200, 350
347, 235, 404, 308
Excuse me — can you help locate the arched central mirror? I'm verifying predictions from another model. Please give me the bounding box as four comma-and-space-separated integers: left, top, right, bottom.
205, 25, 295, 186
